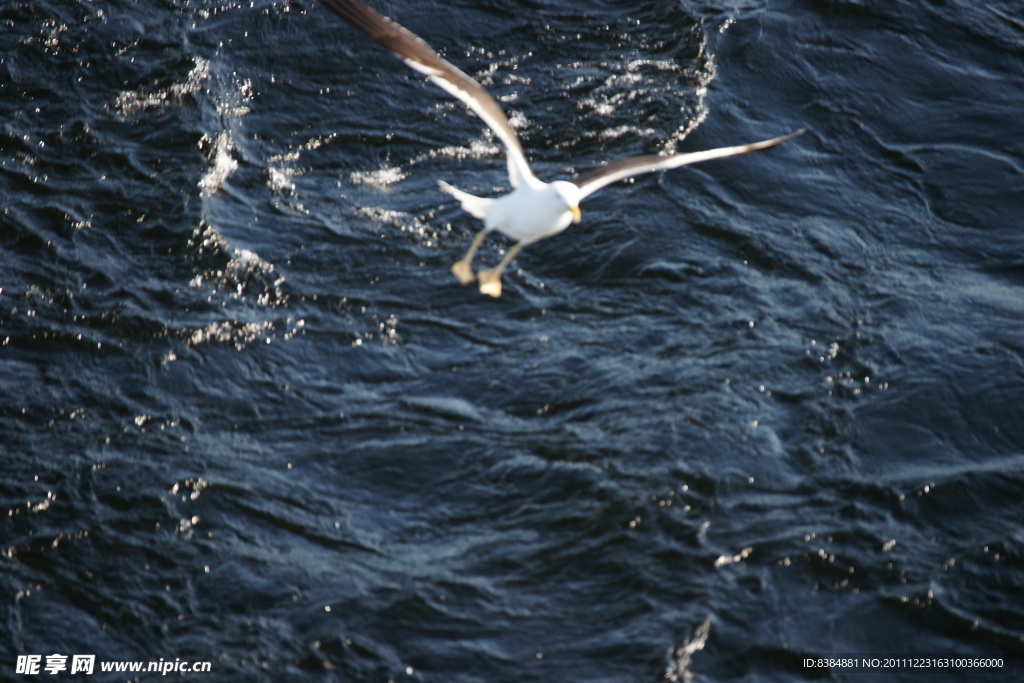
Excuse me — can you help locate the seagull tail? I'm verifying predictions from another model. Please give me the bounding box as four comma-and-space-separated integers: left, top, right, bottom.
438, 180, 492, 220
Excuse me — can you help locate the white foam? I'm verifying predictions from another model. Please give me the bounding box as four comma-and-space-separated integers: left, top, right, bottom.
348, 165, 408, 189
198, 130, 238, 197
112, 57, 211, 118
267, 166, 296, 195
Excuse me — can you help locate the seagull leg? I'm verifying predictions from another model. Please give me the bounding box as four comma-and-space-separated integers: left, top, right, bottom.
451, 230, 487, 285
477, 243, 523, 298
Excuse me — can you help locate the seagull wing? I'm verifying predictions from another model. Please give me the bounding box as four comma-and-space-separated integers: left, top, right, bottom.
322, 0, 536, 188
572, 128, 805, 199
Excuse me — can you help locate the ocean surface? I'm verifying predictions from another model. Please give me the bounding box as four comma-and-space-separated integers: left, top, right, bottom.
3, 0, 1023, 681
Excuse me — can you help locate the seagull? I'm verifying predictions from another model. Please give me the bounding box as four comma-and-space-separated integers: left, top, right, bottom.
321, 0, 804, 297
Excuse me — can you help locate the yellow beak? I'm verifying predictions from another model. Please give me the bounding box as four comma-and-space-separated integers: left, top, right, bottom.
569, 205, 582, 224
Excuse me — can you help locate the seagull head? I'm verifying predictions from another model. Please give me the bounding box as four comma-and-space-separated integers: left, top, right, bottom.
551, 181, 582, 224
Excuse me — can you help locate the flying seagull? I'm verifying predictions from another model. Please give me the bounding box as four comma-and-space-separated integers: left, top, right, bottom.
321, 0, 804, 297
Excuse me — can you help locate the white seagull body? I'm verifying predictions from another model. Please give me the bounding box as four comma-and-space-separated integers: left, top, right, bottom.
321, 0, 804, 297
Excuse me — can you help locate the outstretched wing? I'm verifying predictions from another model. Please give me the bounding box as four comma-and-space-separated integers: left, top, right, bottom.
321, 0, 535, 188
572, 129, 805, 199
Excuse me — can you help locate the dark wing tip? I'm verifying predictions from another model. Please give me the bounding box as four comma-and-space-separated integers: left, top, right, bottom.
320, 0, 440, 69
735, 127, 808, 155
775, 127, 808, 144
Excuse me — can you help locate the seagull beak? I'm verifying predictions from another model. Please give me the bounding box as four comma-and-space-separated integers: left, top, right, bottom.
569, 205, 581, 224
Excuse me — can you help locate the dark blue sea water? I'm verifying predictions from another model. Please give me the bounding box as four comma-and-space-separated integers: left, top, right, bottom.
3, 0, 1023, 681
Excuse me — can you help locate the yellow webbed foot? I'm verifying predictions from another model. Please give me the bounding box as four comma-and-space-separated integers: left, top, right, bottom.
477, 269, 502, 298
451, 259, 475, 285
